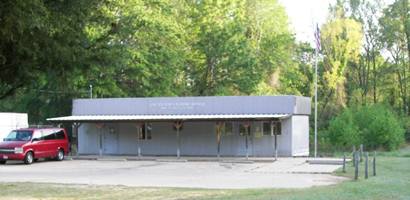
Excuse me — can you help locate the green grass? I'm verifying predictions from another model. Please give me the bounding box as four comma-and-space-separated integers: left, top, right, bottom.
1, 146, 410, 200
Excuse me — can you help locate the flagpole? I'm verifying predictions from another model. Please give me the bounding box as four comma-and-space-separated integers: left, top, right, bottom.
313, 24, 320, 158
314, 44, 318, 158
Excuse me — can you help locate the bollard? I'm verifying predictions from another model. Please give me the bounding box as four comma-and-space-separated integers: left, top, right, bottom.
342, 153, 346, 173
373, 151, 376, 176
352, 146, 356, 166
359, 144, 363, 162
354, 151, 359, 180
365, 152, 369, 179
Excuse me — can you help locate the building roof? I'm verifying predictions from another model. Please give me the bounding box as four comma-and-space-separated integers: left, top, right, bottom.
47, 95, 310, 122
47, 114, 290, 122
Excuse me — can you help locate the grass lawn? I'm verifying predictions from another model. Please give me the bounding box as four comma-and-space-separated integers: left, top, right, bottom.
0, 145, 409, 200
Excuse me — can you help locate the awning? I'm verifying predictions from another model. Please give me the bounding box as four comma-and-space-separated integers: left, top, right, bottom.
47, 114, 290, 122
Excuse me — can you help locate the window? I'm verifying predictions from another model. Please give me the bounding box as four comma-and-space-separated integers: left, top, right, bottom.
263, 122, 271, 136
4, 130, 33, 141
239, 123, 251, 136
41, 130, 56, 140
254, 122, 263, 138
55, 130, 65, 140
273, 121, 281, 135
32, 131, 42, 141
139, 123, 152, 140
223, 122, 234, 136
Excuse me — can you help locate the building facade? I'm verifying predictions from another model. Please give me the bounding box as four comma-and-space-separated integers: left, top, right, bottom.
48, 95, 311, 157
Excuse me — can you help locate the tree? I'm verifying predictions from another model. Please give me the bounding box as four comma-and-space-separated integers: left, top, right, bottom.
0, 0, 113, 99
320, 4, 363, 115
379, 0, 410, 115
345, 0, 384, 104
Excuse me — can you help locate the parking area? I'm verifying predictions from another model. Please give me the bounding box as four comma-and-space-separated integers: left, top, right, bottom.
0, 159, 347, 189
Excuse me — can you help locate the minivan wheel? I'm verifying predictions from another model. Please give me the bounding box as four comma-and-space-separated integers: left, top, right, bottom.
0, 160, 6, 165
56, 149, 64, 161
24, 152, 34, 165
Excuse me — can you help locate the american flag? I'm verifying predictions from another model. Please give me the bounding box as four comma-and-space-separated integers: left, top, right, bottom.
314, 23, 321, 52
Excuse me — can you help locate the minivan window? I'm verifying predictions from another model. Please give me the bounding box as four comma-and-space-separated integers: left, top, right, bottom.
55, 130, 65, 139
4, 130, 33, 141
41, 130, 56, 140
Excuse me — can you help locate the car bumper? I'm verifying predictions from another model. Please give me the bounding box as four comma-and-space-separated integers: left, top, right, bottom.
0, 153, 25, 161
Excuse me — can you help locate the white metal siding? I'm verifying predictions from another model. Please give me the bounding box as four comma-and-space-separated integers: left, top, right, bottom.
0, 113, 28, 141
78, 121, 296, 157
291, 116, 309, 156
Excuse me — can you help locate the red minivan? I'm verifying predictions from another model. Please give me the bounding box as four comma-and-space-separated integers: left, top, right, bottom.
0, 128, 69, 165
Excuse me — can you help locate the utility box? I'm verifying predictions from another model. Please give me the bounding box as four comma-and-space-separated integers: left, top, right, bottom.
0, 113, 29, 141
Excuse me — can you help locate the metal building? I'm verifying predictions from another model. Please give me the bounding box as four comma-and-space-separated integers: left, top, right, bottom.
47, 95, 311, 157
0, 113, 28, 141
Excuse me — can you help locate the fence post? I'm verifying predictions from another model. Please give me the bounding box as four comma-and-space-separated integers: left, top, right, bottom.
373, 151, 376, 176
365, 152, 369, 179
359, 144, 363, 162
352, 146, 356, 166
343, 153, 346, 173
354, 151, 359, 180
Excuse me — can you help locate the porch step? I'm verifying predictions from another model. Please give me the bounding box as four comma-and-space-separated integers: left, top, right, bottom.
307, 158, 351, 165
220, 159, 254, 164
97, 157, 127, 161
156, 158, 188, 162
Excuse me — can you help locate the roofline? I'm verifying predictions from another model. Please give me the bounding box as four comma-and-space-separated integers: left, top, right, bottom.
47, 114, 293, 122
72, 95, 310, 101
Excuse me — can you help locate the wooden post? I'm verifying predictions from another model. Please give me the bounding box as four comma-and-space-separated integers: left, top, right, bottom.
137, 126, 141, 157
177, 128, 180, 158
271, 121, 278, 161
135, 123, 144, 158
354, 151, 359, 180
72, 122, 81, 157
359, 144, 363, 162
365, 152, 369, 179
95, 123, 104, 157
243, 122, 250, 160
373, 151, 376, 176
216, 122, 222, 159
245, 134, 249, 160
174, 121, 183, 159
274, 121, 278, 161
352, 146, 356, 166
342, 153, 346, 173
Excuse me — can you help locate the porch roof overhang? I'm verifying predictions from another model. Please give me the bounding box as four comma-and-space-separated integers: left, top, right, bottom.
47, 114, 290, 122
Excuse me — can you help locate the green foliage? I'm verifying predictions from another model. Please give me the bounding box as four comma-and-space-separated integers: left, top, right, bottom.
0, 0, 296, 123
328, 104, 405, 150
328, 108, 361, 149
0, 0, 409, 131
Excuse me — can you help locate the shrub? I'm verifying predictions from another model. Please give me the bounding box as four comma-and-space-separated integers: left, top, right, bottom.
328, 107, 361, 150
328, 104, 405, 151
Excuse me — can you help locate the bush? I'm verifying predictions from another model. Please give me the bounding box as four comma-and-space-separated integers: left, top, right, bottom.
328, 104, 405, 151
328, 108, 361, 150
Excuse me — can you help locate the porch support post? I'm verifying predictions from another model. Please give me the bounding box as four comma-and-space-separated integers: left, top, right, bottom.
244, 122, 250, 160
272, 120, 278, 161
72, 122, 81, 156
177, 128, 180, 158
95, 123, 104, 157
216, 122, 222, 158
174, 121, 183, 159
99, 129, 103, 157
137, 123, 143, 157
137, 127, 141, 157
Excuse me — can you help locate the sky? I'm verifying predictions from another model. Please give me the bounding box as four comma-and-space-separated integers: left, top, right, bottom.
278, 0, 336, 44
279, 0, 395, 45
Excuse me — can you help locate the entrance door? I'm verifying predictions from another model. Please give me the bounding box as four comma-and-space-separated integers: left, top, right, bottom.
103, 127, 118, 154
